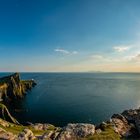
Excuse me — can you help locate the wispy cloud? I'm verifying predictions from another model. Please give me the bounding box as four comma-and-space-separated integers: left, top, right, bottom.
90, 54, 106, 62
134, 54, 140, 61
54, 48, 78, 55
124, 53, 140, 62
55, 48, 69, 54
113, 45, 130, 52
90, 54, 112, 63
90, 54, 104, 59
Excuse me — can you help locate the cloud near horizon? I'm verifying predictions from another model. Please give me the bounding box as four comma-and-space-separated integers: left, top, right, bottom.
90, 51, 140, 64
125, 53, 140, 63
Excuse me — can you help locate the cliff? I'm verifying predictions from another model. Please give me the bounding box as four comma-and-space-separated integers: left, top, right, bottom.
0, 73, 36, 100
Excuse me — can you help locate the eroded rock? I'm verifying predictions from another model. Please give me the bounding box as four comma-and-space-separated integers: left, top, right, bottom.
0, 127, 17, 140
57, 123, 95, 140
0, 73, 36, 100
111, 114, 133, 137
0, 118, 10, 127
122, 109, 139, 122
18, 129, 35, 140
31, 123, 55, 131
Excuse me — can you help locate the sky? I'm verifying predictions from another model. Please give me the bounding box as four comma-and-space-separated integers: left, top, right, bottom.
1, 0, 140, 72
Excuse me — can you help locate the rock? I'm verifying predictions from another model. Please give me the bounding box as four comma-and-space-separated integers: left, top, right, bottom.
0, 127, 17, 140
95, 129, 102, 134
134, 115, 140, 134
111, 114, 133, 137
119, 108, 140, 136
0, 83, 8, 101
18, 129, 35, 140
52, 131, 60, 140
57, 123, 95, 140
122, 109, 139, 122
31, 123, 55, 131
0, 73, 36, 100
0, 118, 10, 127
40, 131, 54, 140
56, 130, 77, 140
112, 114, 128, 124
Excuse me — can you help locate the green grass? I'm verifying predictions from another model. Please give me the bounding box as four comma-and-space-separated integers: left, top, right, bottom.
0, 121, 57, 136
82, 124, 120, 140
0, 124, 25, 134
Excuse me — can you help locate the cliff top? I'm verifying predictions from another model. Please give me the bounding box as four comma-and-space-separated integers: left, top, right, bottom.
0, 73, 36, 99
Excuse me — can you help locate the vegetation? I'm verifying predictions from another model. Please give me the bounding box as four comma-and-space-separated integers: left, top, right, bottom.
0, 103, 19, 124
83, 124, 120, 140
0, 121, 54, 135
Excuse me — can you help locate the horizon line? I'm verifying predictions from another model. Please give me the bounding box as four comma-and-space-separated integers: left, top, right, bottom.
0, 71, 140, 73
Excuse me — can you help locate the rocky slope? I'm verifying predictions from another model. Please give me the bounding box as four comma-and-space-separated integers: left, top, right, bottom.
0, 108, 140, 139
0, 73, 36, 100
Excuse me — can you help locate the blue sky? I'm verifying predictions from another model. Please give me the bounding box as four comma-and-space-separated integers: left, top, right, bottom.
1, 0, 140, 72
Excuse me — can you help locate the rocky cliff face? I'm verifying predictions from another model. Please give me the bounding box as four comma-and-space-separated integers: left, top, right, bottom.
0, 73, 36, 100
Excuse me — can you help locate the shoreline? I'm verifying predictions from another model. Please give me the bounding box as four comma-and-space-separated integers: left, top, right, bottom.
0, 107, 140, 139
0, 73, 140, 139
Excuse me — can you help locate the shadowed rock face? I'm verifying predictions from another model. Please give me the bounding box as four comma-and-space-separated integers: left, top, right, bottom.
0, 73, 36, 100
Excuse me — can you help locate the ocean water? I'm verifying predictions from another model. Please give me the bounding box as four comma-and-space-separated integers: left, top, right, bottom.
1, 72, 140, 126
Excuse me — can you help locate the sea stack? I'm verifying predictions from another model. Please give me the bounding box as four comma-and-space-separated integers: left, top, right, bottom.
0, 73, 36, 100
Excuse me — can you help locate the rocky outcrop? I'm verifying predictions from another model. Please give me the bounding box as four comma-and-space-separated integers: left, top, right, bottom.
0, 127, 17, 140
0, 83, 8, 100
57, 123, 95, 140
18, 129, 35, 140
0, 73, 36, 100
111, 114, 133, 137
121, 108, 140, 136
30, 123, 56, 131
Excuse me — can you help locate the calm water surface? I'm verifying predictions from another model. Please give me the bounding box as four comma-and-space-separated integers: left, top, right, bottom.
0, 72, 140, 126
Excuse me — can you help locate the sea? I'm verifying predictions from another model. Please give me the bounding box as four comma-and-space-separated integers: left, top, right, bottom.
0, 72, 140, 126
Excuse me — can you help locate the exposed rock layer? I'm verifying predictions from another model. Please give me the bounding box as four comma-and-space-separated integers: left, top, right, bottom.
0, 73, 36, 100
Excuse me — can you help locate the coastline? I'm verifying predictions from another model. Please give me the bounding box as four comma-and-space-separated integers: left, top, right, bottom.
0, 73, 140, 139
0, 107, 140, 139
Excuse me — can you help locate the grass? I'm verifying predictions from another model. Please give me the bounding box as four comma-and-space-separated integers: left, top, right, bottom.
0, 120, 57, 136
0, 123, 25, 134
82, 124, 120, 140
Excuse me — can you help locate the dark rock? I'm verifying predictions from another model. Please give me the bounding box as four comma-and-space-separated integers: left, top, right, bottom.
122, 109, 139, 122
121, 109, 140, 136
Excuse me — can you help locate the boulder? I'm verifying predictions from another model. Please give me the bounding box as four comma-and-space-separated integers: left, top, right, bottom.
31, 123, 55, 131
0, 127, 17, 140
57, 123, 95, 140
122, 109, 139, 122
0, 118, 10, 127
121, 108, 140, 136
111, 114, 133, 137
18, 129, 35, 140
40, 131, 54, 140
